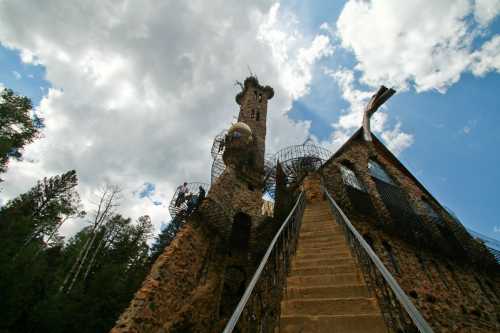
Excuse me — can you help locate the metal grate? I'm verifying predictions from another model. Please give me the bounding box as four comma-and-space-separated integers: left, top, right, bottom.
168, 182, 209, 219
369, 159, 395, 185
340, 165, 366, 192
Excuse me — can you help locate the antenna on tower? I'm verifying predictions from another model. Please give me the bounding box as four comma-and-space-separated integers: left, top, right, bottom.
247, 65, 257, 80
235, 81, 243, 90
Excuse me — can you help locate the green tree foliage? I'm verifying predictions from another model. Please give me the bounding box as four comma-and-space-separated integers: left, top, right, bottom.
0, 171, 155, 333
150, 216, 186, 263
0, 88, 42, 179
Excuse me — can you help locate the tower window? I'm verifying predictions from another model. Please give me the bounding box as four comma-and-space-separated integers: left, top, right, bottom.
256, 111, 260, 121
340, 165, 366, 192
368, 159, 395, 184
250, 109, 255, 119
258, 93, 262, 102
254, 91, 258, 100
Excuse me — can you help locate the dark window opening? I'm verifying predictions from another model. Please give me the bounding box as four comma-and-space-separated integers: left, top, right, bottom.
421, 198, 445, 226
340, 164, 375, 216
250, 109, 255, 119
254, 90, 258, 100
256, 111, 260, 121
416, 254, 433, 283
258, 93, 262, 102
228, 213, 251, 255
220, 213, 252, 318
363, 233, 374, 248
382, 240, 400, 274
369, 159, 429, 245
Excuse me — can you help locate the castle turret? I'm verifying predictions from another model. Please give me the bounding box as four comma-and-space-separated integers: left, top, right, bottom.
234, 76, 274, 176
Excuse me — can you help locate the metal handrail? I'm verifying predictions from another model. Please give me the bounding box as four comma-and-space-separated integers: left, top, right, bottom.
222, 191, 305, 333
322, 186, 434, 333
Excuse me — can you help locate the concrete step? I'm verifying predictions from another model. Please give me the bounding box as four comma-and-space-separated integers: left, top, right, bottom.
290, 264, 358, 276
281, 297, 380, 316
285, 284, 370, 300
287, 273, 362, 287
296, 248, 351, 257
295, 247, 354, 262
279, 314, 388, 333
302, 216, 336, 224
294, 249, 352, 266
299, 226, 340, 233
300, 226, 342, 233
292, 258, 356, 268
299, 234, 346, 244
297, 240, 348, 248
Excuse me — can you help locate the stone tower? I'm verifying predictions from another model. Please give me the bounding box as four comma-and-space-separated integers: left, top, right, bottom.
111, 77, 276, 333
235, 76, 274, 177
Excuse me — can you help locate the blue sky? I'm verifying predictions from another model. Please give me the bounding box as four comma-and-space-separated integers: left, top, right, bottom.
282, 0, 500, 240
0, 0, 499, 240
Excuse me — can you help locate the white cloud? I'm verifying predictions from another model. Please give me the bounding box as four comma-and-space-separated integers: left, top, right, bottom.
324, 67, 414, 155
257, 3, 334, 100
336, 0, 500, 93
470, 35, 500, 75
475, 0, 500, 26
12, 70, 21, 79
0, 0, 322, 237
380, 123, 414, 155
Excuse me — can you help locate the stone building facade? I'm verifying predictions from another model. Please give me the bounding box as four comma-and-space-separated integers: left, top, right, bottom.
319, 129, 500, 332
111, 78, 499, 332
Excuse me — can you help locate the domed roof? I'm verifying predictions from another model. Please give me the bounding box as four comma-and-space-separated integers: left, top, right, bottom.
228, 122, 252, 136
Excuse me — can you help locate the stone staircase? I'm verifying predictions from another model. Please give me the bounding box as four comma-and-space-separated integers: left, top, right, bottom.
279, 199, 388, 332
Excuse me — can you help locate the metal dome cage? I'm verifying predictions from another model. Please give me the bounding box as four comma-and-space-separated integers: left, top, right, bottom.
267, 144, 331, 197
168, 182, 209, 219
211, 130, 227, 160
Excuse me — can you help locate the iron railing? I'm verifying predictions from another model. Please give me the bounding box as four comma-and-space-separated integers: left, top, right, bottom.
322, 185, 434, 333
222, 191, 306, 333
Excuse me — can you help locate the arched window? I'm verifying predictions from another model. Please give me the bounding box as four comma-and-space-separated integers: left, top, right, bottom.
368, 159, 395, 184
219, 213, 252, 317
229, 212, 251, 254
340, 164, 366, 192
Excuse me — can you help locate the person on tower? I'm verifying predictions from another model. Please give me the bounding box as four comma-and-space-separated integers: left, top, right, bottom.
175, 182, 189, 207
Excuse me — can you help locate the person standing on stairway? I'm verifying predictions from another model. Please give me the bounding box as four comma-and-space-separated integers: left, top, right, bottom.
175, 182, 189, 207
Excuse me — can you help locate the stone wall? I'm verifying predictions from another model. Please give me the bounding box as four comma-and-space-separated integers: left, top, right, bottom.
320, 132, 500, 332
111, 215, 226, 333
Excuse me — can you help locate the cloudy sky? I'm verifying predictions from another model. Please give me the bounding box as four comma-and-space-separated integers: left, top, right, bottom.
0, 0, 499, 240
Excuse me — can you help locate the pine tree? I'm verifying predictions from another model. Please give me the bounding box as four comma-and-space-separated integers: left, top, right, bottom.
0, 88, 43, 180
149, 216, 185, 263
